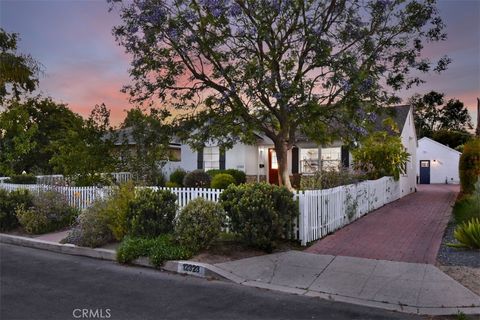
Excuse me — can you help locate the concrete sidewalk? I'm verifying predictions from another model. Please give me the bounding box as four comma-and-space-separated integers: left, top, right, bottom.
215, 251, 480, 315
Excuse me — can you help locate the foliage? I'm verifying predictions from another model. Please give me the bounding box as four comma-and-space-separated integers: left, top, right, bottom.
0, 96, 84, 175
0, 28, 40, 103
459, 139, 480, 194
105, 182, 136, 241
352, 131, 410, 180
117, 234, 192, 267
210, 173, 236, 189
165, 181, 180, 188
169, 168, 186, 187
50, 103, 117, 186
5, 174, 37, 184
0, 189, 33, 231
112, 0, 448, 190
175, 198, 225, 252
207, 169, 246, 185
183, 170, 211, 188
15, 190, 77, 234
411, 91, 473, 138
115, 107, 171, 186
449, 218, 480, 250
453, 181, 480, 224
126, 188, 177, 237
300, 169, 367, 190
430, 130, 473, 150
220, 183, 298, 251
61, 200, 114, 248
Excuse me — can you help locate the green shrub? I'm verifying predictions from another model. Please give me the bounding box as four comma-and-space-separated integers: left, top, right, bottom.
104, 182, 136, 241
220, 183, 299, 252
207, 169, 246, 185
210, 173, 235, 189
126, 188, 177, 237
5, 174, 37, 184
0, 189, 33, 231
169, 168, 186, 187
61, 200, 114, 248
453, 181, 480, 224
165, 181, 180, 188
459, 139, 480, 194
175, 198, 225, 252
16, 190, 77, 234
449, 218, 480, 249
183, 170, 211, 188
300, 169, 367, 190
117, 234, 192, 267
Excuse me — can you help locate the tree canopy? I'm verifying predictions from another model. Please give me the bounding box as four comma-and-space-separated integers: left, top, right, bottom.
410, 91, 473, 138
0, 28, 41, 104
111, 0, 449, 189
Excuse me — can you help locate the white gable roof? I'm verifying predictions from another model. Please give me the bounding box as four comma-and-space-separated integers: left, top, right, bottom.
418, 137, 462, 155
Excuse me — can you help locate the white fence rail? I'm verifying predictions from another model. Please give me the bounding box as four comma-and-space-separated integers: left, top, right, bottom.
295, 176, 400, 245
0, 176, 402, 246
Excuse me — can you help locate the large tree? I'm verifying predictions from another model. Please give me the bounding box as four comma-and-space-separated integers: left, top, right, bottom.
111, 0, 449, 189
0, 28, 41, 104
410, 91, 473, 138
0, 96, 84, 175
50, 103, 118, 186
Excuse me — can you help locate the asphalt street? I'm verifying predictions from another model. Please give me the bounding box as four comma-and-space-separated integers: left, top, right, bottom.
0, 244, 422, 320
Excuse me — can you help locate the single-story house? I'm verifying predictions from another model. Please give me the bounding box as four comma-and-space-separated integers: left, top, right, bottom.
416, 137, 461, 184
177, 105, 417, 197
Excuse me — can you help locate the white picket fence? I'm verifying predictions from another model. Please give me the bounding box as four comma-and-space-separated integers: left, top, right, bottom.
0, 176, 402, 246
295, 176, 400, 245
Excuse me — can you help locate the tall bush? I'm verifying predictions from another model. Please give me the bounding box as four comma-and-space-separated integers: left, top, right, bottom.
175, 198, 225, 252
126, 188, 177, 237
459, 139, 480, 194
16, 190, 77, 234
208, 169, 246, 185
0, 189, 33, 231
169, 168, 186, 187
183, 170, 211, 188
210, 173, 235, 189
104, 182, 136, 240
220, 183, 298, 252
61, 200, 114, 248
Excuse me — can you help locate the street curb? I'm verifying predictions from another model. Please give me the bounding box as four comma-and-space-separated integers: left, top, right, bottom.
1, 234, 478, 316
0, 234, 116, 261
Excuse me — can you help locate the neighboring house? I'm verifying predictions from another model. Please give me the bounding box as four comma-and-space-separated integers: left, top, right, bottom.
416, 137, 461, 184
178, 105, 417, 197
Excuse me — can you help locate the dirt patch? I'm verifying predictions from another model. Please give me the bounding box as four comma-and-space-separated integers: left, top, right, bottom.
190, 240, 303, 264
439, 265, 480, 296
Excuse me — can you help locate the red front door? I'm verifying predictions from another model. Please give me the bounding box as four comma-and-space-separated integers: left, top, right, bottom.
268, 148, 279, 185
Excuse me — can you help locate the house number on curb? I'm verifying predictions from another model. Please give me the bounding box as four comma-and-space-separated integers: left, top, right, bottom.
178, 263, 205, 277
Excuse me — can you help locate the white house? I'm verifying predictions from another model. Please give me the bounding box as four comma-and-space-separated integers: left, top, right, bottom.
176, 105, 417, 196
416, 137, 461, 184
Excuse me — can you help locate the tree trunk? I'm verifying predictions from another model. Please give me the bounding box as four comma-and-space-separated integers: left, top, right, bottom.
274, 141, 293, 191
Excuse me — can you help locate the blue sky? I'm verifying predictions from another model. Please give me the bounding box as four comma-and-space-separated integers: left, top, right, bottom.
1, 0, 479, 127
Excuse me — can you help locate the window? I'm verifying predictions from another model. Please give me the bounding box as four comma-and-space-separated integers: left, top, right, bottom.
168, 147, 181, 162
321, 147, 341, 171
300, 148, 319, 173
204, 146, 220, 170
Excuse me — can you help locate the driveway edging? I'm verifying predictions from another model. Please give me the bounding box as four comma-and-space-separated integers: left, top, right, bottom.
1, 233, 478, 316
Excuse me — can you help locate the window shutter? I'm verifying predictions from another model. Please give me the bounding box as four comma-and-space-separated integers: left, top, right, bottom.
341, 145, 349, 168
219, 147, 226, 170
197, 147, 204, 169
291, 147, 299, 174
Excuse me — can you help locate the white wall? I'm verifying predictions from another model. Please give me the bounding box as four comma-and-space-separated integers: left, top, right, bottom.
417, 137, 461, 184
179, 144, 198, 172
399, 108, 417, 196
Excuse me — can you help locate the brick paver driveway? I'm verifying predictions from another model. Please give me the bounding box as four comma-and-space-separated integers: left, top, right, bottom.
306, 184, 459, 264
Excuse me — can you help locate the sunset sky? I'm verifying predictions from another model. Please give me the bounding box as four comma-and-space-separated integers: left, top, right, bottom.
1, 0, 479, 127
